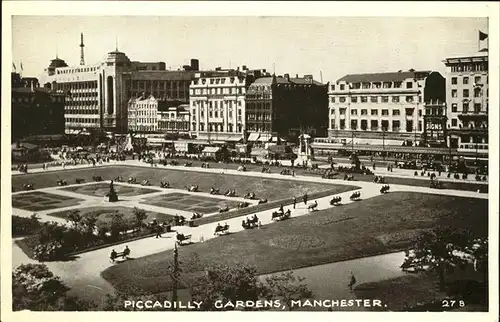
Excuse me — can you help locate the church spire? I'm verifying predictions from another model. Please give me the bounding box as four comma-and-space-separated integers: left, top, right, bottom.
79, 32, 85, 65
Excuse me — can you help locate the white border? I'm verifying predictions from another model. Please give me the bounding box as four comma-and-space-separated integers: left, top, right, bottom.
2, 2, 499, 322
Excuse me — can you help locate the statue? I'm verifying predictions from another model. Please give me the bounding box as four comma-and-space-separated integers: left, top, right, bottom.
108, 180, 118, 202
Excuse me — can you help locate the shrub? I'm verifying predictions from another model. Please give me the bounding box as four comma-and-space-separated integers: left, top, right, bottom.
12, 215, 41, 236
33, 241, 65, 261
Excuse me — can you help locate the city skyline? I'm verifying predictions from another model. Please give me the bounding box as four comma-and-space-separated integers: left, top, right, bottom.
12, 16, 488, 83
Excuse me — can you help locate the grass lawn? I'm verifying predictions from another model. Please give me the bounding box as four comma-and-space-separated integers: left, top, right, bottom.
142, 193, 242, 214
101, 192, 487, 296
48, 206, 174, 226
354, 268, 488, 311
11, 165, 345, 201
60, 182, 158, 197
12, 191, 83, 211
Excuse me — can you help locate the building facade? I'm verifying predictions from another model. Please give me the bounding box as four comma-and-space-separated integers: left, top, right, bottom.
39, 35, 198, 135
189, 67, 268, 142
11, 73, 66, 141
443, 50, 488, 156
328, 70, 445, 145
245, 74, 329, 141
158, 104, 190, 135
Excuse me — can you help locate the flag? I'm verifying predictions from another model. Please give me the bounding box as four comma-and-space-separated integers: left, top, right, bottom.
479, 31, 488, 41
12, 62, 16, 70
20, 61, 23, 71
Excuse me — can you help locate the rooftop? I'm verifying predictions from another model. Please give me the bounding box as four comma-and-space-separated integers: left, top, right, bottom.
251, 75, 324, 86
337, 71, 431, 84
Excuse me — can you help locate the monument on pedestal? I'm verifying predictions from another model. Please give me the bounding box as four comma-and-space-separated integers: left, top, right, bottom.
296, 134, 314, 167
107, 180, 119, 202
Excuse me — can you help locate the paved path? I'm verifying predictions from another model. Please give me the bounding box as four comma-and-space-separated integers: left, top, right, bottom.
11, 159, 488, 307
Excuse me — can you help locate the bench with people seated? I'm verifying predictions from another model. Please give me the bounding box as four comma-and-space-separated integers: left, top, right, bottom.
237, 165, 247, 172
110, 246, 131, 263
280, 169, 292, 176
237, 202, 250, 209
214, 223, 230, 236
201, 162, 210, 168
350, 191, 361, 201
307, 200, 318, 211
140, 179, 150, 186
57, 179, 67, 186
184, 161, 192, 167
186, 185, 199, 192
224, 189, 236, 197
160, 181, 170, 188
176, 232, 192, 245
271, 209, 291, 221
22, 183, 34, 191
127, 177, 137, 184
93, 176, 103, 182
380, 185, 390, 194
75, 178, 85, 184
330, 196, 342, 206
242, 215, 259, 229
219, 205, 230, 213
257, 198, 268, 204
244, 192, 256, 199
114, 176, 125, 182
210, 187, 220, 195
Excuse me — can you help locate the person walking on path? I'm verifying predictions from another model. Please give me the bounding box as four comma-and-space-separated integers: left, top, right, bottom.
293, 196, 297, 209
155, 225, 162, 238
348, 271, 357, 292
303, 193, 308, 205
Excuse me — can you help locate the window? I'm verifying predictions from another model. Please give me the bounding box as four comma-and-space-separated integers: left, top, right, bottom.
339, 108, 346, 115
331, 97, 335, 103
214, 111, 218, 118
339, 119, 345, 130
474, 88, 481, 97
371, 109, 378, 116
463, 77, 469, 85
406, 82, 413, 89
451, 103, 457, 112
209, 111, 213, 118
351, 96, 358, 103
418, 110, 422, 117
452, 90, 457, 98
392, 120, 400, 131
406, 96, 414, 103
406, 120, 413, 132
352, 83, 361, 89
383, 82, 392, 88
474, 103, 481, 113
451, 119, 457, 127
474, 76, 481, 84
392, 96, 400, 103
361, 96, 368, 103
330, 109, 335, 115
370, 120, 378, 130
392, 109, 400, 116
394, 82, 402, 88
451, 77, 457, 85
463, 89, 469, 98
350, 120, 358, 129
351, 109, 358, 115
462, 102, 469, 113
418, 121, 422, 132
340, 84, 345, 90
382, 109, 389, 116
361, 109, 368, 115
381, 96, 389, 103
339, 97, 346, 103
370, 96, 378, 103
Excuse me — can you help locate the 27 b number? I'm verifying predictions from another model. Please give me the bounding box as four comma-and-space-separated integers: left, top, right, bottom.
442, 300, 465, 308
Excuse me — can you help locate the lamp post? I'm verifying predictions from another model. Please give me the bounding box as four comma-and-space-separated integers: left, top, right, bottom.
382, 128, 386, 160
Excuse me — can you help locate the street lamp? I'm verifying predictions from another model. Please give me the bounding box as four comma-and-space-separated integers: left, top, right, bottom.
382, 127, 386, 160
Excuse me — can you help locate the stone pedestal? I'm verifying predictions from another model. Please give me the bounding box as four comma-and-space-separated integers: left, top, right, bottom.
297, 134, 314, 166
108, 180, 119, 202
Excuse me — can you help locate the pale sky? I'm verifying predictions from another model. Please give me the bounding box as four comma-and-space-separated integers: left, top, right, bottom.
12, 16, 488, 83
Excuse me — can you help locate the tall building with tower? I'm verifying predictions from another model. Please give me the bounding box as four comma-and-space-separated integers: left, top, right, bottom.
39, 33, 199, 135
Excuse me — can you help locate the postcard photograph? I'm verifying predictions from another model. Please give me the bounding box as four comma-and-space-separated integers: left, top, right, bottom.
1, 3, 498, 320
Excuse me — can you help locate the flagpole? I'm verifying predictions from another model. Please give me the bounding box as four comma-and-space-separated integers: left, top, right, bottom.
477, 29, 479, 52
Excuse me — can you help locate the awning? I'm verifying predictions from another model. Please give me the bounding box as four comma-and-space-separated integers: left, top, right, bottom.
248, 133, 260, 141
226, 137, 243, 142
202, 146, 221, 153
257, 133, 271, 142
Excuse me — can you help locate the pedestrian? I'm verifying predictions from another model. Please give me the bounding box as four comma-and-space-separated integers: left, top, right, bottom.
258, 220, 262, 229
348, 271, 357, 291
292, 170, 295, 177
293, 196, 297, 209
155, 225, 162, 238
42, 163, 46, 170
303, 193, 308, 205
62, 162, 65, 170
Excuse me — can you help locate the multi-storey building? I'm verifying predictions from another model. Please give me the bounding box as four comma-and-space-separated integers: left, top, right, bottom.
39, 33, 198, 135
328, 70, 445, 145
443, 50, 488, 156
189, 67, 268, 142
158, 104, 190, 135
245, 74, 329, 141
11, 73, 66, 141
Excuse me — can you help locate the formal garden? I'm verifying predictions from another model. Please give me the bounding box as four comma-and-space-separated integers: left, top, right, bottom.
101, 192, 488, 297
12, 191, 83, 211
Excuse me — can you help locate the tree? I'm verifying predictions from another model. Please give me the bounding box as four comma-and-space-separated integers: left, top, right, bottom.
263, 271, 313, 310
66, 210, 82, 229
110, 213, 126, 240
12, 264, 96, 311
132, 207, 147, 231
81, 214, 98, 237
191, 265, 265, 310
350, 153, 361, 171
402, 228, 487, 290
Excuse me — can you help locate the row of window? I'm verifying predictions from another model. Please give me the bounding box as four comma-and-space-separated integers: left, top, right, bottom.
247, 113, 272, 121
191, 87, 245, 95
57, 67, 99, 75
246, 124, 272, 132
450, 102, 486, 113
129, 80, 188, 89
246, 102, 272, 110
65, 109, 99, 115
332, 108, 421, 117
195, 123, 243, 133
331, 95, 420, 103
128, 91, 186, 100
451, 75, 486, 85
332, 120, 423, 132
129, 110, 157, 116
246, 94, 272, 100
57, 81, 98, 91
451, 88, 487, 98
192, 100, 243, 108
66, 101, 98, 107
65, 117, 99, 124
449, 62, 487, 73
331, 81, 409, 91
130, 118, 157, 124
194, 77, 240, 86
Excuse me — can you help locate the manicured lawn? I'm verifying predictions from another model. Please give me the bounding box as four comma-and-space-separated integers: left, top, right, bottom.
101, 192, 488, 296
48, 206, 174, 226
11, 165, 345, 202
12, 191, 83, 211
142, 193, 241, 214
60, 182, 158, 197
